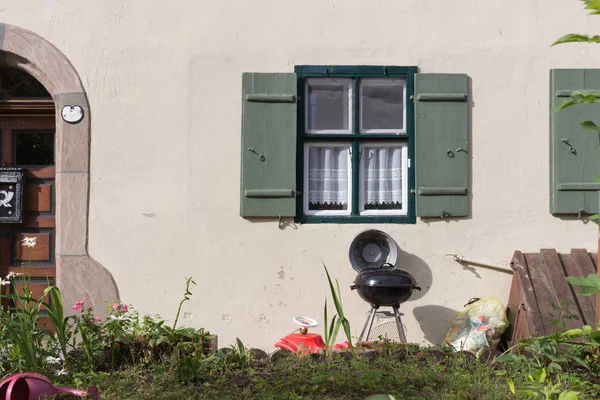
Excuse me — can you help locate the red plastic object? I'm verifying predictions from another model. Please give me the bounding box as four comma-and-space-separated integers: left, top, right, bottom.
333, 341, 351, 350
275, 333, 326, 355
274, 333, 351, 355
0, 372, 98, 399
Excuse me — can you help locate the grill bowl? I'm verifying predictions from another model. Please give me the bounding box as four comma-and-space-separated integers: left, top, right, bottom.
350, 265, 420, 307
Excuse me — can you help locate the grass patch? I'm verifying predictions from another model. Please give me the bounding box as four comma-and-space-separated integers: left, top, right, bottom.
50, 344, 598, 400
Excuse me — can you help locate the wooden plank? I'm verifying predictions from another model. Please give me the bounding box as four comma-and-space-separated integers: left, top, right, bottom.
21, 216, 55, 229
513, 305, 531, 345
15, 232, 51, 262
8, 266, 55, 279
24, 182, 52, 212
539, 250, 583, 331
505, 272, 522, 346
522, 252, 557, 335
1, 128, 11, 165
25, 167, 54, 179
562, 250, 597, 327
511, 251, 546, 336
0, 232, 11, 309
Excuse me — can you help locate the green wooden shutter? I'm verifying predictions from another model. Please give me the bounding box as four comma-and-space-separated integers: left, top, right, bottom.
240, 73, 297, 217
414, 73, 469, 217
550, 69, 600, 215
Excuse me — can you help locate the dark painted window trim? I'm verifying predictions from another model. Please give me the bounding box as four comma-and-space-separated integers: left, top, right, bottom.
294, 65, 417, 225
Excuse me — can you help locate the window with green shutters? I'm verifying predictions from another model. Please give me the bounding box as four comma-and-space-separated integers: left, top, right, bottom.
550, 69, 600, 216
240, 67, 470, 223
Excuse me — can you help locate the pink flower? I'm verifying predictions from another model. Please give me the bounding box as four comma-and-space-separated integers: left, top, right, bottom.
72, 298, 85, 312
90, 316, 102, 324
112, 302, 129, 313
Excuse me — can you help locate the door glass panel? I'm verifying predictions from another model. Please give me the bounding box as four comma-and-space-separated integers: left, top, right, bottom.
0, 67, 51, 99
360, 78, 406, 133
306, 78, 352, 133
15, 131, 55, 166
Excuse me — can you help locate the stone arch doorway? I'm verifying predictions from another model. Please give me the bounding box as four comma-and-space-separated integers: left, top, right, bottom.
0, 23, 118, 315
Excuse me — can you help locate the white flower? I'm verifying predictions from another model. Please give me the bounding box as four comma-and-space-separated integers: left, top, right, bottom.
109, 315, 126, 321
21, 236, 37, 248
55, 368, 67, 376
5, 272, 23, 280
0, 279, 8, 286
45, 356, 62, 365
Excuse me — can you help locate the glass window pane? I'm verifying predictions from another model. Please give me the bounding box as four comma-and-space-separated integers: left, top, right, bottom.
306, 78, 352, 133
360, 78, 405, 133
359, 144, 405, 213
306, 144, 350, 213
0, 67, 51, 99
15, 131, 55, 166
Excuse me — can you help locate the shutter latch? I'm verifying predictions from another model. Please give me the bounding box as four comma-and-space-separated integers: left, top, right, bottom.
560, 139, 577, 155
248, 147, 266, 162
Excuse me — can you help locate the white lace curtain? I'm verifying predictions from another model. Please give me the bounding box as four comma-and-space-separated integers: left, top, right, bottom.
362, 145, 402, 206
308, 146, 348, 209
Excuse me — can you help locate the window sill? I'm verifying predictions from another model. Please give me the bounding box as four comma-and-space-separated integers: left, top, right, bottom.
295, 215, 416, 224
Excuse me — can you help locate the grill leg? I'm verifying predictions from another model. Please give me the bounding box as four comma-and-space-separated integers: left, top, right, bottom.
359, 305, 379, 342
393, 306, 407, 343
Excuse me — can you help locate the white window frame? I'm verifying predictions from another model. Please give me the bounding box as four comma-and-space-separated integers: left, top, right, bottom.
359, 78, 407, 135
305, 78, 353, 134
303, 142, 353, 216
358, 142, 408, 216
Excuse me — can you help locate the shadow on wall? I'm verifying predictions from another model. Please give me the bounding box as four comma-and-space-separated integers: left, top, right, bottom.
393, 247, 432, 302
412, 305, 458, 345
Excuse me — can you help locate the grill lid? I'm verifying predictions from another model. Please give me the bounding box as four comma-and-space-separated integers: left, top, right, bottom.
353, 265, 417, 288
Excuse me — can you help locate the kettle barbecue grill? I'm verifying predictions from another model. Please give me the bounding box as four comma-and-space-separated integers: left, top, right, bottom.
351, 264, 420, 343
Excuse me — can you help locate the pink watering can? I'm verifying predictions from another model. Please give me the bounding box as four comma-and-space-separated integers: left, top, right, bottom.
0, 372, 98, 399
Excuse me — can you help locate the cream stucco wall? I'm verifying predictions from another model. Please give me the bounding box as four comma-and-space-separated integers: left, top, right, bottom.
2, 0, 599, 350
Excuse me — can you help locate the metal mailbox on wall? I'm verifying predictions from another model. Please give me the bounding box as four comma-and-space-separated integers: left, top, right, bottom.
0, 168, 24, 223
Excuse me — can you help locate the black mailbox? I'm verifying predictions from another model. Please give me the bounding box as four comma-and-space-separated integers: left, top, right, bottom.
0, 168, 24, 223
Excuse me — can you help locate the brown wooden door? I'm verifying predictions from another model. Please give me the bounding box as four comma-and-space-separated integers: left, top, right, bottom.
0, 115, 55, 307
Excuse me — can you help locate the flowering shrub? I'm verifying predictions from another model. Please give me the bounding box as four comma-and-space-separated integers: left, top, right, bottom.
0, 273, 212, 380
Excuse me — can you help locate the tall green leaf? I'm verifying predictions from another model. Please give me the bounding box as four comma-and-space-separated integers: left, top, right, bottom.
323, 263, 353, 347
552, 33, 600, 45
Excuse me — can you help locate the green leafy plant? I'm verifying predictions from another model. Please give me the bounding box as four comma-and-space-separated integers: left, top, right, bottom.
547, 301, 580, 330
566, 274, 600, 297
507, 368, 579, 399
0, 275, 212, 380
322, 264, 352, 350
43, 286, 76, 361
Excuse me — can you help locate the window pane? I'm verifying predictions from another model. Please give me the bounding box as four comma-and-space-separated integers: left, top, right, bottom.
15, 131, 55, 166
360, 144, 404, 212
360, 78, 405, 133
306, 145, 350, 213
0, 67, 51, 99
306, 78, 352, 133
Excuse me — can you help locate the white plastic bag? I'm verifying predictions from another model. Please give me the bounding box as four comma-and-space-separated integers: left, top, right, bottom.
443, 297, 508, 356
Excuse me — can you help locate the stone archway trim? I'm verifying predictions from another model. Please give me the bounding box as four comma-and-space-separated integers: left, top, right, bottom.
0, 23, 119, 316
